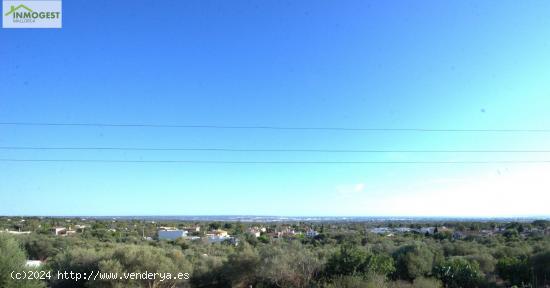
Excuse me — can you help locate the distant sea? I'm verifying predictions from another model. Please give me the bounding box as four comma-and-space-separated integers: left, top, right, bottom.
49, 215, 549, 223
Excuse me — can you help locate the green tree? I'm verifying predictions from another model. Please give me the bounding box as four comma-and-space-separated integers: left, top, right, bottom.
49, 248, 104, 288
106, 245, 192, 288
258, 241, 322, 287
221, 243, 260, 287
532, 220, 549, 230
393, 243, 436, 280
531, 250, 550, 286
0, 234, 45, 288
208, 222, 221, 230
412, 277, 443, 288
496, 257, 530, 286
366, 253, 395, 277
434, 257, 483, 288
325, 244, 369, 277
23, 235, 57, 261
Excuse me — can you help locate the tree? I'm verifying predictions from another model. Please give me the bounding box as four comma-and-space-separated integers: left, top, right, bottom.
412, 277, 443, 288
325, 245, 396, 282
532, 220, 549, 230
503, 229, 520, 241
365, 254, 395, 277
23, 235, 57, 261
257, 234, 270, 244
208, 222, 221, 230
393, 243, 436, 280
258, 241, 322, 287
220, 243, 260, 287
531, 250, 550, 286
106, 245, 192, 288
48, 244, 192, 288
496, 257, 530, 286
0, 234, 45, 288
323, 275, 388, 288
464, 253, 496, 274
325, 244, 369, 277
434, 257, 483, 288
48, 248, 105, 288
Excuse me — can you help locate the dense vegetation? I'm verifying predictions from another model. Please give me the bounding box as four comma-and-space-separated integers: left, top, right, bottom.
0, 217, 549, 287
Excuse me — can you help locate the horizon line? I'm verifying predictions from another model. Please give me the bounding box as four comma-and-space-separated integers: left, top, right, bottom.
2, 214, 549, 219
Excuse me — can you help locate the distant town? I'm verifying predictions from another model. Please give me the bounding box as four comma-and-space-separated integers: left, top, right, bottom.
1, 216, 549, 288
5, 216, 549, 247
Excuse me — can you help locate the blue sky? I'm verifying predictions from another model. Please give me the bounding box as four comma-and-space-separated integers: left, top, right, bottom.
1, 0, 550, 216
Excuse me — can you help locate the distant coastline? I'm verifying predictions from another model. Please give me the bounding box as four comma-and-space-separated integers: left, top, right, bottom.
2, 215, 549, 222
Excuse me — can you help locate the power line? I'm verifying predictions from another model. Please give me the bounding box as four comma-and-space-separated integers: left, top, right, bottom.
1, 122, 550, 132
1, 146, 550, 153
0, 159, 549, 164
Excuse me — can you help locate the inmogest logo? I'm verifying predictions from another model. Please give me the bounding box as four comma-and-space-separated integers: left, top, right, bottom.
3, 0, 62, 28
4, 4, 59, 20
5, 4, 32, 15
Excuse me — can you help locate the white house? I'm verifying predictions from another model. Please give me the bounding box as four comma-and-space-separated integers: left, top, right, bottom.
158, 229, 188, 240
51, 227, 67, 236
74, 225, 87, 232
419, 227, 435, 234
247, 228, 261, 238
25, 260, 43, 268
2, 229, 31, 235
370, 227, 391, 234
183, 225, 201, 232
306, 229, 319, 238
206, 235, 230, 243
206, 235, 238, 245
395, 227, 412, 233
206, 230, 232, 243
211, 229, 228, 237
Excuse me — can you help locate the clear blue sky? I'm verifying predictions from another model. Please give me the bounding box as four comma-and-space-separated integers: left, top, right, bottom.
1, 0, 550, 216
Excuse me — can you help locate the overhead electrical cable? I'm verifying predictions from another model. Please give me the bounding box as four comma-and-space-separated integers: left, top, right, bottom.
1, 146, 550, 153
1, 122, 550, 132
0, 159, 549, 164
